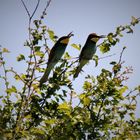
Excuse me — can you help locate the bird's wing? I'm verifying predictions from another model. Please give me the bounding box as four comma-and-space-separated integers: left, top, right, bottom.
47, 43, 59, 64
79, 44, 88, 61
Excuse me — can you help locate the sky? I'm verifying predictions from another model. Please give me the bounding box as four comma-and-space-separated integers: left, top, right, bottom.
0, 0, 140, 116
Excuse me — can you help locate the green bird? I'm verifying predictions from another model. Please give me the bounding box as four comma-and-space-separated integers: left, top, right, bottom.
73, 33, 105, 79
39, 32, 73, 87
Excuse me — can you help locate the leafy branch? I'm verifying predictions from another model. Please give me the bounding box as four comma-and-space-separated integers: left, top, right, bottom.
99, 16, 140, 53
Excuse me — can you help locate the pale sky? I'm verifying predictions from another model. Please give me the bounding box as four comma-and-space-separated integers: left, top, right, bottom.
0, 0, 140, 117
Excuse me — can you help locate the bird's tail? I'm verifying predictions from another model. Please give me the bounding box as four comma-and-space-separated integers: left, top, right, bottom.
39, 63, 55, 87
73, 59, 88, 79
73, 65, 82, 79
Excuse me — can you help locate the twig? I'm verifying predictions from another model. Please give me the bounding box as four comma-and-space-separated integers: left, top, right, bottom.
59, 59, 77, 77
98, 53, 116, 60
96, 98, 105, 121
10, 68, 26, 84
118, 46, 126, 64
43, 33, 50, 54
41, 0, 52, 18
0, 51, 9, 91
20, 0, 30, 18
30, 0, 41, 20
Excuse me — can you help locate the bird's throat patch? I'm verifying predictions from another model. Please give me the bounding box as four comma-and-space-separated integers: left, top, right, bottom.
91, 37, 99, 42
60, 38, 69, 44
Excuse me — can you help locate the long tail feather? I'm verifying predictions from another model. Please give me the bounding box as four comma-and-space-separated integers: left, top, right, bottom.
39, 62, 56, 87
73, 65, 82, 79
73, 59, 88, 79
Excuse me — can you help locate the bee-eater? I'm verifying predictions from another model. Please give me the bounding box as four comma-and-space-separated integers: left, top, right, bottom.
39, 32, 73, 87
73, 33, 105, 79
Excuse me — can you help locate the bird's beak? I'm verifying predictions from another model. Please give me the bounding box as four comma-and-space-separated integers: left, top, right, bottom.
67, 32, 74, 38
98, 35, 106, 38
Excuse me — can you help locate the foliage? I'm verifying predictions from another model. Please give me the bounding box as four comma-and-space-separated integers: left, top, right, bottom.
0, 1, 140, 139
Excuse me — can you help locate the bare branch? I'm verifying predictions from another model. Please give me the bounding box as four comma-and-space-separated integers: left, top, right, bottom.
41, 0, 52, 18
99, 53, 116, 60
118, 46, 126, 64
30, 0, 41, 20
20, 0, 30, 18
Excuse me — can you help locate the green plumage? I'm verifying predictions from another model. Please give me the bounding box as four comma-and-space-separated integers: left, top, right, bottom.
39, 33, 73, 87
74, 39, 97, 78
74, 33, 105, 79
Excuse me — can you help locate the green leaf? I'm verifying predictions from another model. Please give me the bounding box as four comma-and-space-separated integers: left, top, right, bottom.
71, 44, 81, 51
24, 40, 30, 46
99, 43, 110, 53
17, 54, 25, 61
83, 97, 91, 106
64, 52, 71, 59
126, 25, 133, 33
128, 104, 136, 110
14, 75, 20, 81
113, 64, 121, 74
107, 33, 114, 43
83, 81, 92, 90
0, 95, 3, 99
93, 55, 98, 66
6, 86, 17, 94
79, 94, 91, 106
2, 48, 10, 53
58, 102, 71, 111
135, 85, 140, 92
45, 119, 56, 125
131, 16, 139, 26
119, 86, 128, 94
47, 29, 56, 42
34, 20, 39, 28
31, 128, 45, 135
34, 46, 41, 52
35, 51, 44, 57
129, 112, 135, 120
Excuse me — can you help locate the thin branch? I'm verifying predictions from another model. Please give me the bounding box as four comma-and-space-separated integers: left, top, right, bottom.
118, 46, 126, 64
20, 0, 30, 18
98, 53, 116, 60
96, 98, 105, 121
43, 33, 50, 54
41, 0, 52, 18
0, 46, 9, 91
30, 0, 41, 20
14, 0, 52, 134
10, 68, 26, 84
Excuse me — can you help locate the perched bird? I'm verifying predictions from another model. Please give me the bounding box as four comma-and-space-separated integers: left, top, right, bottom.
73, 33, 105, 79
39, 32, 73, 87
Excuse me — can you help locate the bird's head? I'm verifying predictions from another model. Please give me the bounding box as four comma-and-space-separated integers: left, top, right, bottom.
59, 32, 74, 44
88, 33, 106, 43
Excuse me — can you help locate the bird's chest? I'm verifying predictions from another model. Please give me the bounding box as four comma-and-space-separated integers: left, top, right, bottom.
52, 46, 66, 61
82, 43, 97, 60
87, 45, 96, 55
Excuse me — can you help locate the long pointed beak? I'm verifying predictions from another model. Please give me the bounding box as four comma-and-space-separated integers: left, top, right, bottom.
99, 35, 106, 38
67, 31, 74, 38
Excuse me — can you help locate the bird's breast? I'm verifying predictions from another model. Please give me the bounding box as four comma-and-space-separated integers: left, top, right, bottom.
82, 43, 97, 60
52, 44, 67, 62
